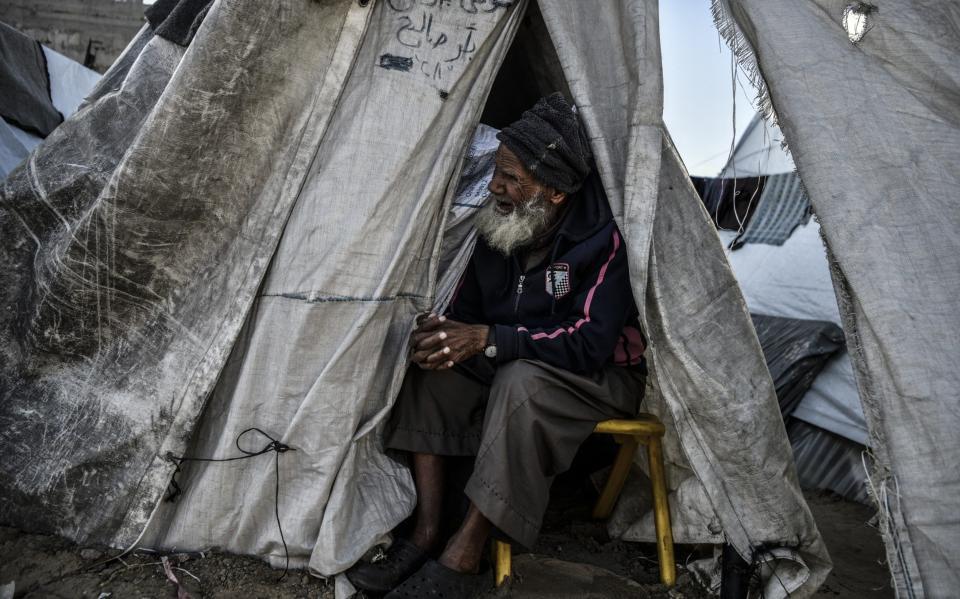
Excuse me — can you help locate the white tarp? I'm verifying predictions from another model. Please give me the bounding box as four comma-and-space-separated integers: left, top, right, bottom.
719, 223, 867, 445
716, 1, 960, 596
719, 224, 839, 323
42, 47, 101, 117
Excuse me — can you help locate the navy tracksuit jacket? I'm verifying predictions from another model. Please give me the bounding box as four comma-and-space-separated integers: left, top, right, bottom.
449, 173, 646, 375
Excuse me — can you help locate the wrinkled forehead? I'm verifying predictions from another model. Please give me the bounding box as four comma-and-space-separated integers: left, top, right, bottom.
494, 143, 531, 178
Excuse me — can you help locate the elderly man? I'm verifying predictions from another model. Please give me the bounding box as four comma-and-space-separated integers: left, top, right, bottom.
348, 93, 647, 597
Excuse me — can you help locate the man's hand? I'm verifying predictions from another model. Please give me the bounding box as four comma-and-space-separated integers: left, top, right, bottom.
411, 314, 489, 370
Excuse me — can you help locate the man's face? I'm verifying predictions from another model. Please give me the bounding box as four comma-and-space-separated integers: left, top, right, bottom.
487, 144, 564, 214
476, 144, 569, 256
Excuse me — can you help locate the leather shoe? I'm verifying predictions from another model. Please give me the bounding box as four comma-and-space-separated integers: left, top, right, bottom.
346, 538, 429, 594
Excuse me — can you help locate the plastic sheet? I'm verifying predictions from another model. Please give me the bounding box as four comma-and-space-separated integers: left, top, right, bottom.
750, 313, 844, 418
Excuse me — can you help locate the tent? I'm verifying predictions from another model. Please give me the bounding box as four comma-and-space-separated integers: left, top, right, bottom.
1, 1, 956, 598
0, 22, 101, 177
725, 223, 872, 503
0, 1, 828, 597
704, 111, 872, 503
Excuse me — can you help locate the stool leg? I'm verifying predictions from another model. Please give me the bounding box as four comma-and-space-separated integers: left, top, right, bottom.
593, 435, 639, 519
647, 436, 676, 587
493, 539, 511, 587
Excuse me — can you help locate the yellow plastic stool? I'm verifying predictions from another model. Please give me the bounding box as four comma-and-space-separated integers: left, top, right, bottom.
493, 414, 676, 587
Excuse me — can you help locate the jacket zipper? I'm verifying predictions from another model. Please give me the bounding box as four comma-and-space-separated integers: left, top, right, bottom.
514, 274, 525, 317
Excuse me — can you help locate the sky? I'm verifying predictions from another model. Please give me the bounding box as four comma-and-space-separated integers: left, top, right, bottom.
660, 0, 759, 176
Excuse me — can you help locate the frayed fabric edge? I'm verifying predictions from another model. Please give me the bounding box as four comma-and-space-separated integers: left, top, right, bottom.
824, 238, 925, 599
710, 0, 778, 127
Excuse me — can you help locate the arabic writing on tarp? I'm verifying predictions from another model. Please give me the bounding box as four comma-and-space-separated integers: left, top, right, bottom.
378, 0, 515, 90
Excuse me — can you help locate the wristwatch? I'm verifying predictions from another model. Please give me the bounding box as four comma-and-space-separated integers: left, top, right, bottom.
483, 328, 497, 359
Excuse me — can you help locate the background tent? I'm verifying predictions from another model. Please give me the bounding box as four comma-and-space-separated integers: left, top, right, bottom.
724, 223, 872, 503
711, 111, 873, 504
0, 1, 829, 597
0, 22, 101, 177
713, 1, 960, 596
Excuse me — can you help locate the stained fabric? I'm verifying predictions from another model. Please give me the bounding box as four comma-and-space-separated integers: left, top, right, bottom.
140, 0, 529, 577
0, 22, 62, 137
538, 3, 829, 596
607, 136, 830, 599
1, 0, 346, 545
715, 1, 960, 596
1, 0, 829, 597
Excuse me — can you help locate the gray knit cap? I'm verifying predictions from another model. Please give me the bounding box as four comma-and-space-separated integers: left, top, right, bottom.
496, 92, 593, 193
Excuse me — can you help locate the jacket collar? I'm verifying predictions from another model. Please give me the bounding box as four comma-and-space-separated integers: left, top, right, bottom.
553, 169, 613, 246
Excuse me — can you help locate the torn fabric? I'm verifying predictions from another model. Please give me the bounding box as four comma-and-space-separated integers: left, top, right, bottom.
714, 1, 960, 596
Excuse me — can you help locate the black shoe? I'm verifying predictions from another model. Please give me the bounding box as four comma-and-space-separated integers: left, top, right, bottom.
385, 560, 487, 599
346, 538, 429, 594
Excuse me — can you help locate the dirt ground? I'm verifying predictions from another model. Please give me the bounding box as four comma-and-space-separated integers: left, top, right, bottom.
0, 490, 893, 598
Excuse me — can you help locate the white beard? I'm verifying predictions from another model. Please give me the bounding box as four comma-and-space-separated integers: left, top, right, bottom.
475, 192, 553, 256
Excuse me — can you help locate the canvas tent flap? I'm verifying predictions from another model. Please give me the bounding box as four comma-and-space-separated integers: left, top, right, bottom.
139, 0, 529, 576
0, 0, 366, 544
539, 2, 829, 596
622, 136, 831, 598
715, 1, 960, 596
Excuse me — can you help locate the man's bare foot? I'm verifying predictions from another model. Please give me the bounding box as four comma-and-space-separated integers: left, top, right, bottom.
438, 503, 492, 573
438, 543, 483, 573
